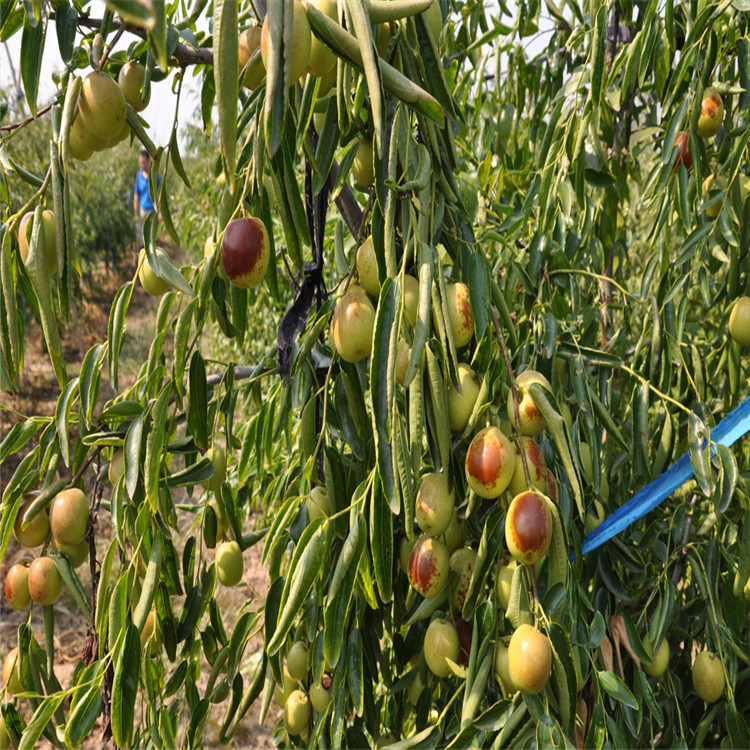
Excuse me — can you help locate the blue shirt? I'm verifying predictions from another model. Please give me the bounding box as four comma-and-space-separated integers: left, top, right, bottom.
134, 170, 161, 212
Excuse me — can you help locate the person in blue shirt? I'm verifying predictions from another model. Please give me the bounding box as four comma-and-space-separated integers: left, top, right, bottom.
133, 149, 161, 244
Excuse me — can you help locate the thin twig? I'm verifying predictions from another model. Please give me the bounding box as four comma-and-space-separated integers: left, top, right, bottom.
70, 448, 99, 487
0, 102, 58, 132
98, 23, 127, 70
491, 308, 531, 486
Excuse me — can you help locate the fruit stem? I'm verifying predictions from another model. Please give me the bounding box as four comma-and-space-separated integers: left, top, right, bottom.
491, 308, 532, 486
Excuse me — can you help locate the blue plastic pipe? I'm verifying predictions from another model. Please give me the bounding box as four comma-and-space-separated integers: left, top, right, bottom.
581, 396, 750, 556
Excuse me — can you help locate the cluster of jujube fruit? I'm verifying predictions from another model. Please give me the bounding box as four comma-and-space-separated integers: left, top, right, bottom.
3, 489, 89, 696
68, 63, 149, 162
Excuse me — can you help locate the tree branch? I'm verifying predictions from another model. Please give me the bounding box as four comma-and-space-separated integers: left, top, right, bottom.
206, 364, 264, 387
0, 101, 58, 132
51, 12, 214, 67
330, 163, 365, 243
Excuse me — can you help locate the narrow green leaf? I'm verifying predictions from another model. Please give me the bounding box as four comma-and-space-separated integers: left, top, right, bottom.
111, 624, 141, 748
20, 12, 46, 115
212, 0, 238, 186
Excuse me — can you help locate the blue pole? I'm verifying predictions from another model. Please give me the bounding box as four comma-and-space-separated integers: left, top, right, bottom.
580, 396, 750, 556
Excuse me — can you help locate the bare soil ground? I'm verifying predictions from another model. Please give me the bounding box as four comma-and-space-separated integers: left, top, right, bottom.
1, 249, 277, 748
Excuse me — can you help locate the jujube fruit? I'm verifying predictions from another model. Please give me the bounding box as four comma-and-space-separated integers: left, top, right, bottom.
507, 436, 547, 496
494, 558, 516, 611
286, 641, 309, 681
696, 86, 724, 138
403, 274, 419, 326
399, 536, 415, 574
284, 689, 311, 736
28, 557, 63, 605
306, 0, 337, 76
140, 610, 162, 649
395, 339, 410, 385
673, 131, 692, 170
729, 297, 750, 347
2, 649, 23, 695
330, 288, 375, 363
18, 210, 57, 275
221, 217, 270, 290
584, 500, 605, 534
507, 370, 551, 436
465, 425, 516, 499
202, 444, 227, 492
355, 236, 380, 296
306, 485, 331, 521
423, 618, 460, 678
415, 472, 454, 537
72, 111, 111, 152
505, 490, 553, 565
493, 638, 515, 692
274, 665, 297, 705
78, 71, 127, 139
692, 651, 725, 703
108, 448, 125, 485
408, 535, 450, 598
310, 681, 332, 712
449, 547, 477, 610
118, 61, 149, 111
239, 27, 265, 90
50, 488, 89, 545
4, 563, 30, 610
215, 541, 244, 586
51, 538, 89, 569
447, 363, 480, 432
702, 174, 727, 219
507, 624, 551, 694
260, 0, 312, 84
438, 282, 473, 348
642, 635, 669, 679
138, 249, 170, 296
13, 496, 49, 547
68, 117, 94, 160
352, 138, 375, 186
442, 510, 465, 553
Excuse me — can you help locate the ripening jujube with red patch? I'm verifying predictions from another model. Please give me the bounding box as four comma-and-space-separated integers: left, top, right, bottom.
408, 535, 450, 598
465, 425, 516, 499
505, 490, 553, 565
696, 87, 724, 138
507, 370, 551, 436
4, 563, 31, 610
221, 217, 270, 290
507, 436, 547, 496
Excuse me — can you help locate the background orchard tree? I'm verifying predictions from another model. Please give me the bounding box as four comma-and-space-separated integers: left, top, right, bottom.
1, 0, 750, 748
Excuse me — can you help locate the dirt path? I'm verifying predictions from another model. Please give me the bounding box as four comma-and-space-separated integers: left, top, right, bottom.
1, 251, 276, 747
